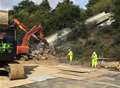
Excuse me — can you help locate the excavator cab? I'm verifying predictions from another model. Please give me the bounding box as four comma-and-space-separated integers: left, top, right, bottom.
0, 26, 16, 62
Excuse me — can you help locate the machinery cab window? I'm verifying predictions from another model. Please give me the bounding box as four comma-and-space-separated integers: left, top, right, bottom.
0, 28, 16, 57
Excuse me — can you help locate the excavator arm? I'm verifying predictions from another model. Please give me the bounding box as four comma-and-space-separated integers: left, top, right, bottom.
13, 18, 28, 32
16, 25, 48, 55
13, 18, 38, 40
21, 25, 42, 45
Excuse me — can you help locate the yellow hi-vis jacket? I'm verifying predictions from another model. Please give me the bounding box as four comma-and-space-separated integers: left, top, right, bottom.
68, 50, 74, 62
91, 51, 98, 68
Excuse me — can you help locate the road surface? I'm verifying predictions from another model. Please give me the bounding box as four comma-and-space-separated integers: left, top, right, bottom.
0, 62, 120, 88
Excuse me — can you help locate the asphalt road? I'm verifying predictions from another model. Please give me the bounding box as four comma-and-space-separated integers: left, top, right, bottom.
13, 65, 120, 88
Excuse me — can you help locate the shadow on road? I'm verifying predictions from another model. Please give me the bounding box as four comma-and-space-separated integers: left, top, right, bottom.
24, 65, 38, 78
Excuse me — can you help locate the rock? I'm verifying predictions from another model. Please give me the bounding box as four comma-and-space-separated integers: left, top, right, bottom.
41, 56, 48, 60
21, 55, 29, 61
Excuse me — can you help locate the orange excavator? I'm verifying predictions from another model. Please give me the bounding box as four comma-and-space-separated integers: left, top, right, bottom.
13, 18, 49, 55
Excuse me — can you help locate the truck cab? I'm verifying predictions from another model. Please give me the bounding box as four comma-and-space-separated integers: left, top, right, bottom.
0, 26, 16, 62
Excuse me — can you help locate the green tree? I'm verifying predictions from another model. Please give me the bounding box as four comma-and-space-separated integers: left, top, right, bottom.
86, 0, 112, 16
39, 0, 51, 11
54, 1, 81, 29
112, 0, 120, 27
87, 0, 100, 7
9, 0, 83, 37
63, 0, 73, 4
14, 0, 36, 13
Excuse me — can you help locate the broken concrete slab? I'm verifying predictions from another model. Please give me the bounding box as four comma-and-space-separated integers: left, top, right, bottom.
56, 64, 95, 73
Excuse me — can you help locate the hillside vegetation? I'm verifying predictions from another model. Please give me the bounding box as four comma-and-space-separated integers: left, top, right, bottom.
9, 0, 120, 59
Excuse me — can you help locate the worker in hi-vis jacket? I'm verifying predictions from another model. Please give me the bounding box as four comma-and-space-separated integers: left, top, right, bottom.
67, 48, 74, 63
91, 51, 98, 68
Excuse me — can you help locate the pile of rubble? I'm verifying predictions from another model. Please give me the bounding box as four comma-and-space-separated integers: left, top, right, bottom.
30, 42, 57, 60
99, 61, 120, 71
31, 50, 48, 60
